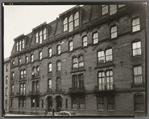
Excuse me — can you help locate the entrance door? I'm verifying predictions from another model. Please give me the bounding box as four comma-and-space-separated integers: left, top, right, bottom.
47, 97, 52, 111
56, 96, 62, 111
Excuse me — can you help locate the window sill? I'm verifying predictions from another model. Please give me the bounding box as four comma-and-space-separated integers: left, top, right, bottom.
132, 55, 142, 58
97, 109, 105, 112
70, 68, 86, 73
134, 111, 145, 113
131, 83, 145, 88
95, 62, 115, 69
130, 29, 142, 35
110, 37, 118, 41
107, 110, 115, 112
72, 109, 77, 111
79, 109, 85, 110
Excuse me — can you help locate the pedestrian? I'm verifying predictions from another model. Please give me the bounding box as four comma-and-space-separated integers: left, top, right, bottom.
52, 107, 55, 116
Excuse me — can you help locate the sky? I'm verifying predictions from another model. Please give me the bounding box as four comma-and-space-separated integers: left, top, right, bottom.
4, 5, 76, 59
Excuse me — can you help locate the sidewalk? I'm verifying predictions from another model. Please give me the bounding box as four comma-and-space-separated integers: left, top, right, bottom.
5, 113, 39, 116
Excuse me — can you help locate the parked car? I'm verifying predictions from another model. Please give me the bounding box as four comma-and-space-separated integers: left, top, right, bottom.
55, 111, 76, 116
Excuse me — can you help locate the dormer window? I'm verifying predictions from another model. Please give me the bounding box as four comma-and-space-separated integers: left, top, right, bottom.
36, 32, 38, 43
39, 31, 42, 44
63, 17, 68, 32
16, 42, 18, 51
43, 28, 46, 40
74, 12, 79, 27
110, 5, 117, 15
22, 39, 25, 49
19, 41, 21, 51
69, 15, 73, 32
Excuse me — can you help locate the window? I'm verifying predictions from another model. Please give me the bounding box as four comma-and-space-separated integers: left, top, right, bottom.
72, 74, 84, 90
39, 51, 42, 60
5, 87, 8, 96
98, 70, 113, 90
79, 97, 85, 109
12, 60, 15, 67
82, 36, 87, 47
66, 99, 68, 109
107, 96, 115, 110
48, 63, 52, 72
56, 77, 61, 91
36, 98, 39, 107
6, 76, 8, 84
72, 97, 77, 109
32, 81, 39, 93
31, 54, 34, 63
22, 39, 25, 49
39, 30, 42, 44
18, 58, 21, 65
63, 17, 68, 32
36, 32, 38, 43
6, 65, 8, 72
78, 55, 84, 67
102, 5, 108, 15
134, 94, 144, 111
11, 85, 14, 95
19, 99, 22, 108
43, 28, 46, 40
118, 4, 125, 8
93, 32, 98, 44
41, 100, 44, 108
23, 83, 26, 95
16, 42, 18, 51
97, 96, 104, 109
48, 48, 52, 57
110, 5, 117, 15
48, 79, 52, 89
111, 26, 117, 39
31, 98, 35, 108
20, 70, 23, 79
132, 18, 140, 32
98, 49, 113, 63
19, 41, 21, 51
25, 56, 28, 64
132, 41, 141, 56
20, 83, 23, 94
57, 45, 61, 55
57, 61, 61, 71
69, 41, 73, 51
133, 66, 142, 84
72, 57, 78, 68
22, 99, 25, 108
74, 12, 79, 27
11, 99, 13, 107
12, 72, 14, 79
69, 15, 73, 32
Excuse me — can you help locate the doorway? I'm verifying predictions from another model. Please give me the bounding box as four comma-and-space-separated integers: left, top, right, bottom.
47, 96, 52, 111
56, 96, 62, 111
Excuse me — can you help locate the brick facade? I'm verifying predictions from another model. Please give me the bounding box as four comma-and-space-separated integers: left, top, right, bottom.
9, 4, 147, 116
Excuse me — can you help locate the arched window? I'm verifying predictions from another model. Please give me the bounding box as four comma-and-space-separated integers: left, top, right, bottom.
48, 48, 52, 57
39, 51, 42, 60
111, 25, 117, 39
31, 54, 34, 63
69, 15, 73, 32
93, 32, 98, 44
72, 57, 78, 68
57, 45, 61, 55
57, 61, 61, 71
25, 56, 29, 64
21, 70, 23, 79
23, 69, 26, 78
74, 12, 79, 27
69, 41, 73, 51
18, 58, 21, 65
48, 63, 52, 72
82, 36, 87, 47
63, 17, 68, 32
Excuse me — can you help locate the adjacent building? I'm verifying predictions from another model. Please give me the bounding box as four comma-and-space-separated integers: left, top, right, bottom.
9, 3, 147, 116
4, 57, 10, 113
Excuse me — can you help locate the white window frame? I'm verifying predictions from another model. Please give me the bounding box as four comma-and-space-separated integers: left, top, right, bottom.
132, 41, 141, 56
132, 18, 140, 32
74, 12, 79, 27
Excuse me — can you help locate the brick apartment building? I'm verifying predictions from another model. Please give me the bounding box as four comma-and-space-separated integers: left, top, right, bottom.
9, 3, 147, 116
4, 57, 10, 113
